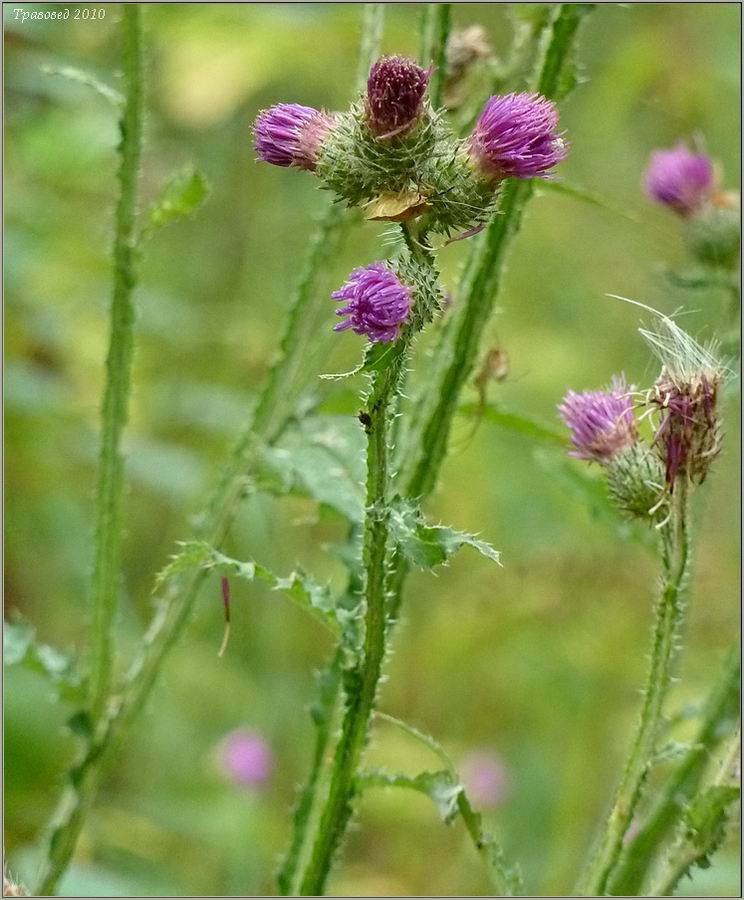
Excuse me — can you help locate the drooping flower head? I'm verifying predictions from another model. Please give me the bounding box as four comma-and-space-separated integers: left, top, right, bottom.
253, 103, 334, 171
332, 262, 413, 343
469, 92, 567, 180
365, 56, 430, 138
221, 729, 273, 788
558, 376, 637, 463
461, 751, 509, 809
644, 144, 714, 217
639, 313, 727, 487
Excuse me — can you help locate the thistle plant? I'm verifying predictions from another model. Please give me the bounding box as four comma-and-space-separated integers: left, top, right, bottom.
564, 310, 735, 896
9, 4, 739, 898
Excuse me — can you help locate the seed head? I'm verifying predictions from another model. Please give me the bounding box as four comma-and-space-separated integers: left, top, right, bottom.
253, 103, 334, 171
558, 376, 637, 463
468, 92, 567, 180
639, 312, 728, 488
644, 143, 714, 217
332, 262, 412, 343
365, 56, 430, 138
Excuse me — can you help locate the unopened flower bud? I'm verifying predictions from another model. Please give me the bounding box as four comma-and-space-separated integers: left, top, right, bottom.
686, 205, 741, 270
365, 56, 430, 138
644, 144, 714, 217
468, 92, 567, 181
332, 262, 413, 343
253, 103, 335, 171
606, 442, 666, 522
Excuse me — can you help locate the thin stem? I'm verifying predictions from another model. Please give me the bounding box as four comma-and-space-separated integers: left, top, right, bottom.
88, 2, 143, 726
298, 333, 412, 896
647, 729, 741, 897
37, 7, 143, 892
609, 642, 740, 895
576, 486, 691, 897
419, 3, 451, 108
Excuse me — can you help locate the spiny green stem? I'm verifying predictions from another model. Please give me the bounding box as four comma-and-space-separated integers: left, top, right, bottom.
609, 643, 741, 896
456, 791, 515, 896
37, 7, 143, 892
274, 8, 386, 892
576, 488, 691, 897
419, 4, 451, 108
647, 729, 741, 897
298, 335, 412, 896
88, 2, 143, 726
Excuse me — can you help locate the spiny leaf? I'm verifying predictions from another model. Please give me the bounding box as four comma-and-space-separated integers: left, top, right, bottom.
154, 540, 340, 636
320, 338, 404, 380
357, 768, 462, 823
375, 710, 455, 772
141, 167, 210, 242
3, 620, 84, 702
388, 496, 501, 570
41, 64, 123, 106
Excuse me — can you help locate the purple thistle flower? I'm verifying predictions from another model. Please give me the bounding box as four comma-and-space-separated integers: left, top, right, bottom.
644, 144, 714, 216
332, 262, 413, 343
366, 56, 430, 138
221, 729, 273, 788
461, 751, 509, 809
468, 92, 567, 180
253, 103, 334, 171
558, 376, 637, 463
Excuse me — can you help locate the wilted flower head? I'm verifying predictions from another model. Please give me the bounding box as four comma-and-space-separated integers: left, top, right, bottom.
640, 314, 727, 487
461, 751, 509, 809
366, 56, 430, 138
254, 103, 334, 171
644, 144, 714, 217
332, 262, 412, 342
221, 729, 273, 788
559, 376, 637, 463
469, 92, 567, 180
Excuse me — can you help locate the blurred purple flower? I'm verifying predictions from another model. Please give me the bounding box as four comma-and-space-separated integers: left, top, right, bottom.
332, 262, 412, 343
461, 751, 509, 809
221, 729, 273, 788
644, 144, 714, 216
558, 376, 637, 463
253, 103, 334, 171
468, 92, 567, 180
366, 55, 430, 138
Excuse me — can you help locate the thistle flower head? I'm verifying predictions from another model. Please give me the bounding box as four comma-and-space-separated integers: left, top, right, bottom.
640, 313, 728, 487
221, 729, 273, 787
644, 143, 714, 216
469, 92, 567, 180
253, 103, 334, 171
461, 751, 509, 809
332, 262, 412, 343
365, 56, 430, 138
558, 376, 637, 463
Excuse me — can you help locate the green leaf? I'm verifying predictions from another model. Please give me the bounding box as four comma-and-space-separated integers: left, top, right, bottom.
388, 497, 501, 570
41, 64, 123, 106
357, 768, 463, 823
154, 541, 341, 636
3, 620, 84, 702
258, 415, 366, 522
141, 167, 210, 241
460, 401, 566, 446
320, 338, 404, 380
532, 178, 641, 224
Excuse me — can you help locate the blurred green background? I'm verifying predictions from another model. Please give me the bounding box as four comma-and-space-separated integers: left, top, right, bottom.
4, 3, 741, 896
